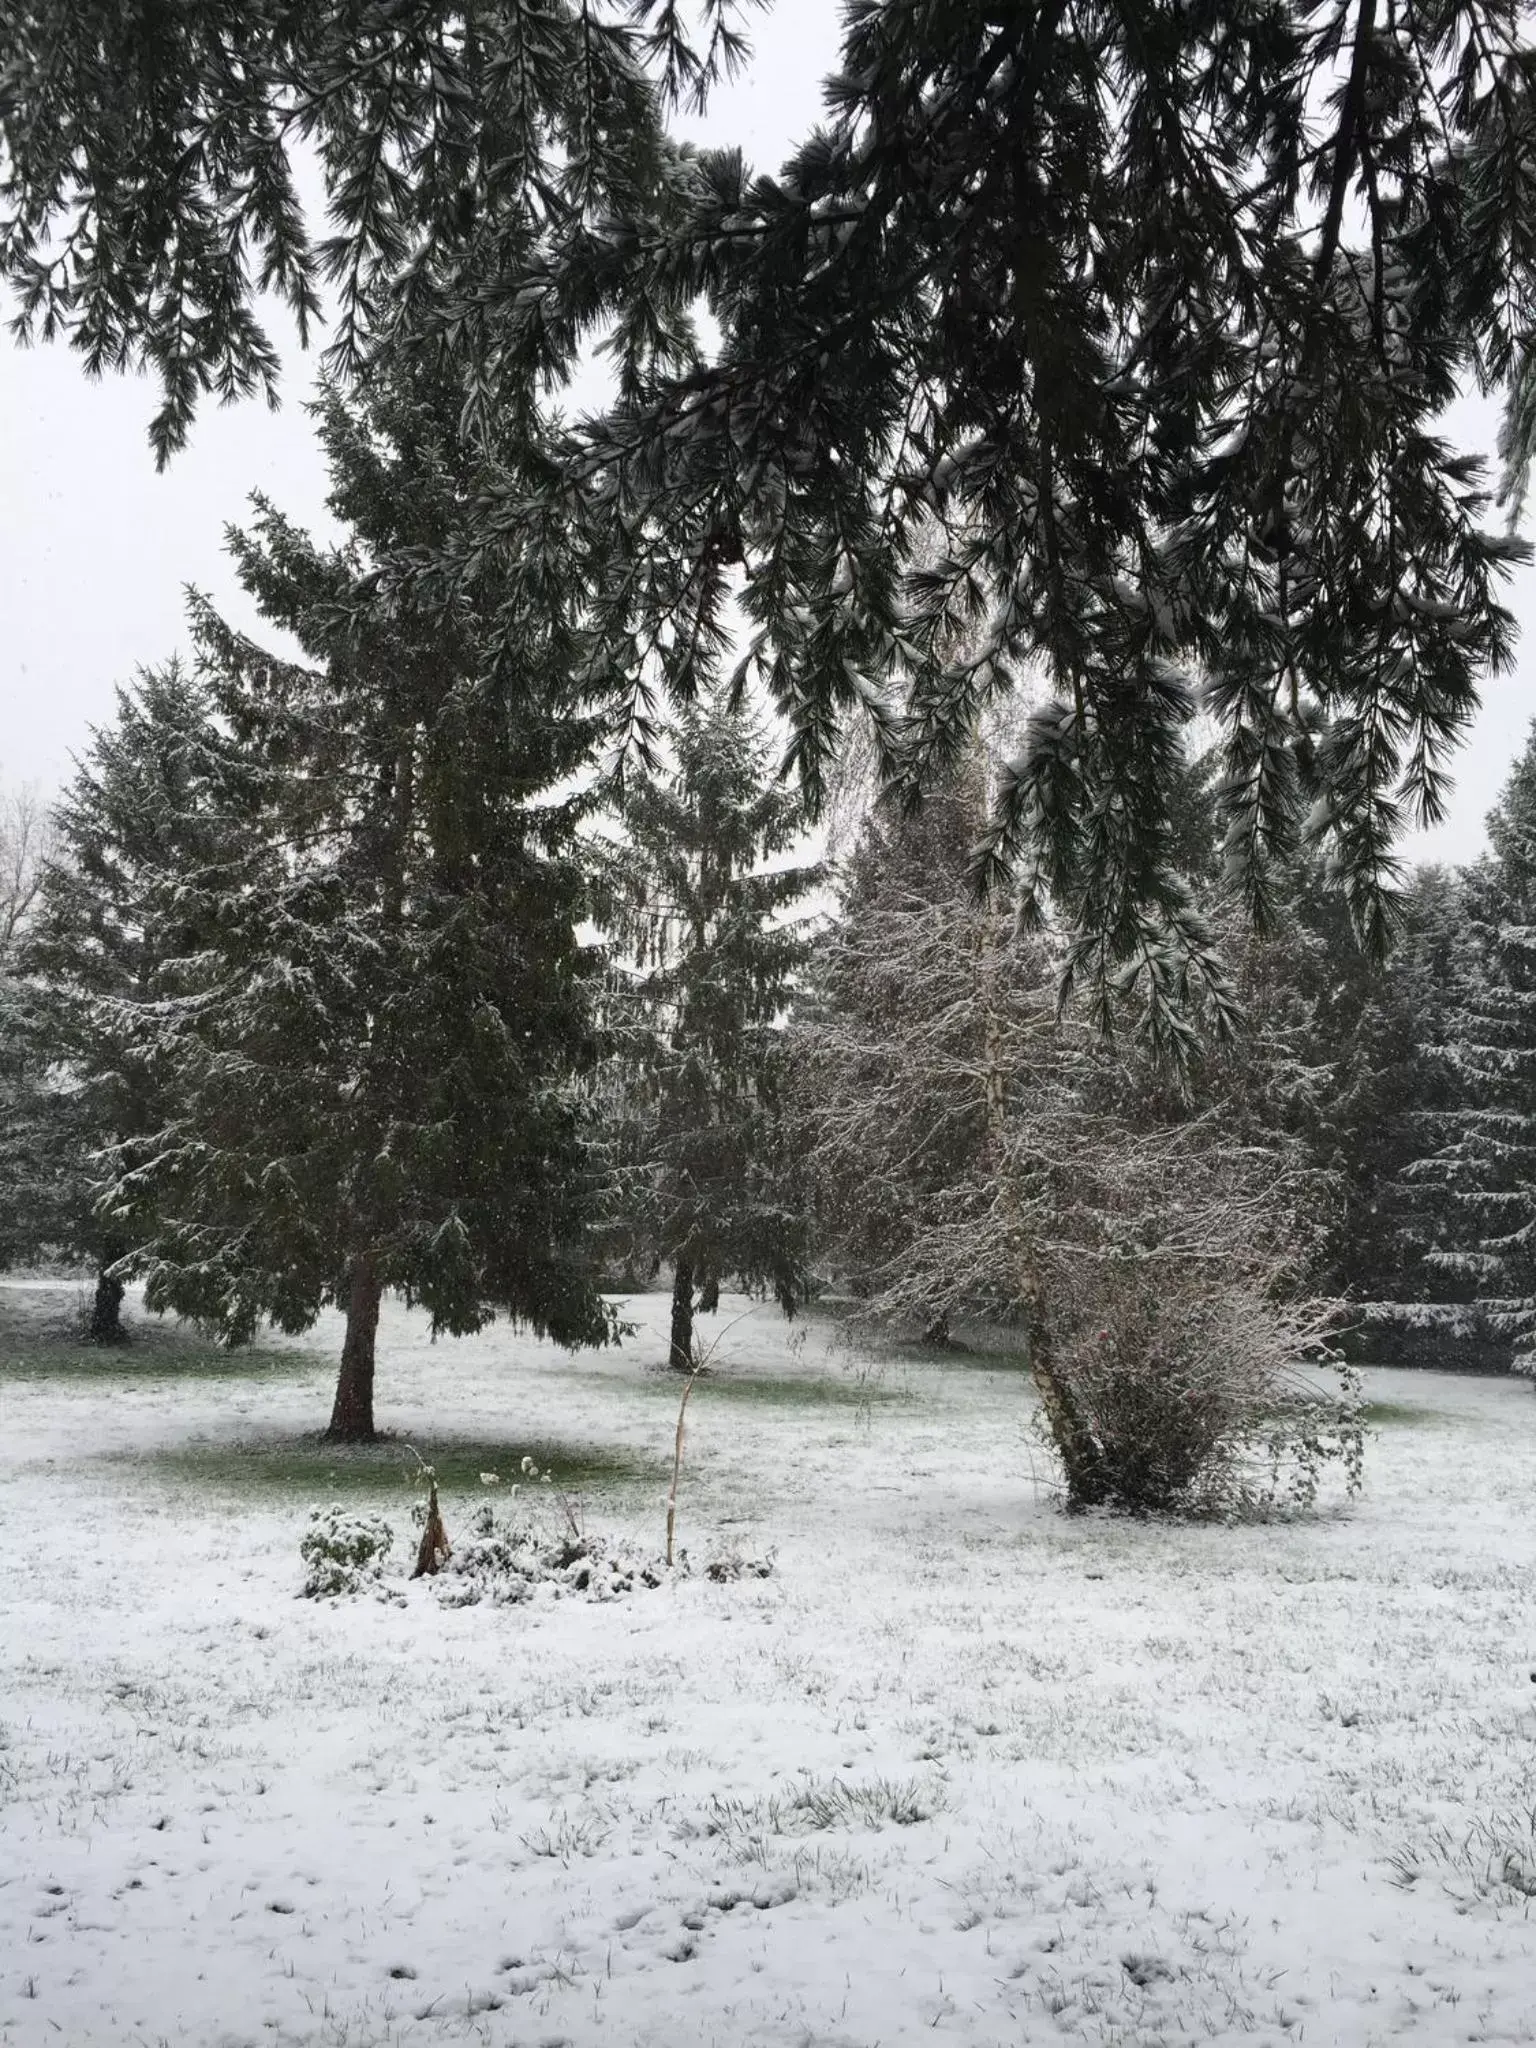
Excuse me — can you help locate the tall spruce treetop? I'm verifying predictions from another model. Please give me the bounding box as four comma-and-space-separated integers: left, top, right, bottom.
101, 367, 613, 1438
594, 695, 818, 1370
6, 3, 1536, 1024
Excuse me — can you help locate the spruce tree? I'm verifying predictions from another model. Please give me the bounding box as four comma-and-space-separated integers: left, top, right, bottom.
101, 371, 613, 1437
7, 3, 1536, 1009
0, 783, 65, 1275
1171, 864, 1457, 1307
15, 666, 229, 1339
593, 698, 818, 1371
1318, 867, 1468, 1319
1395, 729, 1536, 1377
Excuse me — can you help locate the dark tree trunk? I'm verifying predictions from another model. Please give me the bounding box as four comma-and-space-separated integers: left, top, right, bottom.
87, 1266, 127, 1345
922, 1311, 951, 1350
327, 1256, 383, 1441
1026, 1293, 1107, 1512
669, 1259, 695, 1373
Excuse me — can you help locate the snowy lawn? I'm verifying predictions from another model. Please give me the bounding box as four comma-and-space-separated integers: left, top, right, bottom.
1, 1281, 1533, 2048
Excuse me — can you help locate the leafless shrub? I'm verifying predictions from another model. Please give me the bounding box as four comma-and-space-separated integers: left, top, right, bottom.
1045, 1260, 1362, 1517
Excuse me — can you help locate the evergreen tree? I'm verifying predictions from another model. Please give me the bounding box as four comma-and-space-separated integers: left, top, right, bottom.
1101, 752, 1469, 1312
14, 667, 226, 1339
593, 697, 818, 1371
1169, 864, 1455, 1306
0, 783, 66, 1274
1318, 866, 1468, 1318
101, 371, 613, 1437
7, 3, 1536, 1011
1394, 729, 1536, 1377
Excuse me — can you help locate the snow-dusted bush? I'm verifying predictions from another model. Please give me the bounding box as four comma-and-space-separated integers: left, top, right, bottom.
427, 1456, 674, 1605
1045, 1261, 1362, 1517
704, 1549, 776, 1583
299, 1505, 394, 1597
438, 1500, 669, 1605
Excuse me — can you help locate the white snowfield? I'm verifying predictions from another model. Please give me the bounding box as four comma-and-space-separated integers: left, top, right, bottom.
1, 1284, 1533, 2048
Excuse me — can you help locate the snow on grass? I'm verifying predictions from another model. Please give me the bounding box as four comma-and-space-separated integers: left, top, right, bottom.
1, 1282, 1533, 2047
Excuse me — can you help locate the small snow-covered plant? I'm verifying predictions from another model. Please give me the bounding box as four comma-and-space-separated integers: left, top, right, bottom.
402, 1446, 451, 1577
520, 1452, 587, 1552
662, 1306, 757, 1566
666, 1366, 699, 1568
435, 1455, 668, 1605
299, 1505, 394, 1597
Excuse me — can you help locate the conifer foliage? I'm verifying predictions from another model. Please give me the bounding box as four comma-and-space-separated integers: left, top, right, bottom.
0, 0, 745, 460
6, 3, 1536, 1002
593, 697, 818, 1371
96, 372, 613, 1437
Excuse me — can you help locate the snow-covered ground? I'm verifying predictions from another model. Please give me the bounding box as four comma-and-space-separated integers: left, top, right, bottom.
1, 1282, 1533, 2048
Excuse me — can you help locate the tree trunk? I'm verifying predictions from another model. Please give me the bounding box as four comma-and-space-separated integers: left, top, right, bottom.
87, 1266, 127, 1345
327, 1256, 383, 1441
972, 872, 1104, 1507
1026, 1291, 1108, 1512
669, 1259, 695, 1373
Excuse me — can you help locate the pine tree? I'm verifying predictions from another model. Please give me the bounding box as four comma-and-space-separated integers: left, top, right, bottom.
1395, 729, 1536, 1377
7, 3, 1536, 1011
100, 370, 614, 1437
593, 697, 818, 1371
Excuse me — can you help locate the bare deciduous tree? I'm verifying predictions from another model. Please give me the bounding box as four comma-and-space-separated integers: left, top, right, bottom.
794, 771, 1360, 1516
0, 783, 54, 962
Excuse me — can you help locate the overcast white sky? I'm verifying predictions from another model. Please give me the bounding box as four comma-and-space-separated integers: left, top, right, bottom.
1, 2, 1530, 867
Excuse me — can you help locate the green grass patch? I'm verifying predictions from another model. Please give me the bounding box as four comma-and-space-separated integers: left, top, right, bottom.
640, 1369, 904, 1409
880, 1339, 1034, 1374
1362, 1401, 1440, 1428
0, 1314, 318, 1384
115, 1431, 664, 1502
